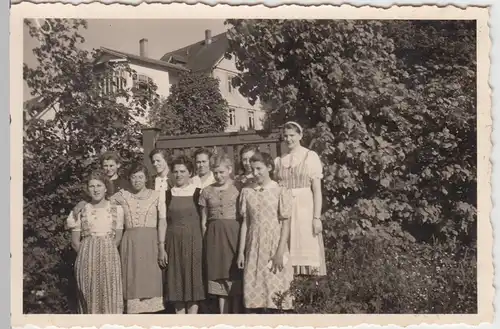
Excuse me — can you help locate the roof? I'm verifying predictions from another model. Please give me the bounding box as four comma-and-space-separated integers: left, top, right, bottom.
98, 47, 189, 72
159, 32, 228, 72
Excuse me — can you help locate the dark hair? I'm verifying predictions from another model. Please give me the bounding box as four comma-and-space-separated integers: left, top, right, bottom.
250, 151, 275, 179
100, 150, 122, 165
149, 148, 169, 161
127, 162, 149, 179
193, 148, 212, 161
283, 122, 302, 135
86, 170, 114, 199
169, 155, 194, 176
239, 145, 258, 174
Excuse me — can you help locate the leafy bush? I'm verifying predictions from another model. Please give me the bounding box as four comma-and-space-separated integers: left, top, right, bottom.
23, 19, 156, 313
290, 237, 477, 314
226, 19, 476, 244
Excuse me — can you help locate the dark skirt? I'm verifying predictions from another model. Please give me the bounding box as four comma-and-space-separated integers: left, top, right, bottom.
165, 223, 206, 302
205, 218, 242, 281
120, 228, 163, 300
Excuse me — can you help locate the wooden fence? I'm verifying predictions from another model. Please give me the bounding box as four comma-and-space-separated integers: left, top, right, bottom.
142, 128, 285, 173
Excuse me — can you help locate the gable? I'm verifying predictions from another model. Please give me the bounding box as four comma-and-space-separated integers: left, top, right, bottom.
160, 32, 228, 72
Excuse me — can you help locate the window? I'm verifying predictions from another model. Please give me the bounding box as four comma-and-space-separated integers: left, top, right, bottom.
133, 73, 153, 93
228, 108, 236, 126
248, 110, 255, 129
100, 70, 127, 95
227, 74, 233, 93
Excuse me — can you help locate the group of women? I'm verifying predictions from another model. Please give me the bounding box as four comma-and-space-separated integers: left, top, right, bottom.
66, 121, 326, 315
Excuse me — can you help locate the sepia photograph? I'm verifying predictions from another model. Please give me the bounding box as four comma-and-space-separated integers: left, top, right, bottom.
12, 3, 493, 328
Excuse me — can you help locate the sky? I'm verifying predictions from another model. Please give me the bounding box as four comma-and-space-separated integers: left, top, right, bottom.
23, 19, 227, 101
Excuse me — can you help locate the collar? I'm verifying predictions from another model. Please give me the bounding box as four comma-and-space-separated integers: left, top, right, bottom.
252, 180, 278, 191
171, 183, 197, 196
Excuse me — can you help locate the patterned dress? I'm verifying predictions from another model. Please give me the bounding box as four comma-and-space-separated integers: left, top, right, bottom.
275, 146, 327, 276
116, 189, 165, 314
234, 173, 255, 190
66, 201, 124, 314
165, 185, 206, 302
199, 183, 242, 296
239, 181, 294, 310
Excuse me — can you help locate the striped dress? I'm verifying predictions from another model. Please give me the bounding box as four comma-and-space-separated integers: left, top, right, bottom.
275, 146, 327, 276
66, 201, 124, 314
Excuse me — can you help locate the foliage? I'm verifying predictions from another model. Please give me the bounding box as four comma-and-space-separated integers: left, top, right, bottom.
149, 71, 228, 135
23, 18, 158, 313
289, 237, 477, 314
225, 19, 476, 245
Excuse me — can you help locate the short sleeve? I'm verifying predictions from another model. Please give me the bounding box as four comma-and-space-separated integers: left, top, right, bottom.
66, 211, 81, 232
307, 151, 323, 180
198, 188, 208, 207
239, 188, 248, 221
115, 205, 124, 230
278, 188, 293, 220
274, 157, 281, 177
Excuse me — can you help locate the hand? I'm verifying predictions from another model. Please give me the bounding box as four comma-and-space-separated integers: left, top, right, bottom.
313, 218, 323, 236
270, 252, 284, 274
237, 253, 245, 269
157, 247, 168, 269
73, 201, 87, 216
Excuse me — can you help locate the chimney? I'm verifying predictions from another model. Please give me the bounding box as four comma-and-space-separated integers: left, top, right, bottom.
205, 29, 212, 45
139, 38, 148, 57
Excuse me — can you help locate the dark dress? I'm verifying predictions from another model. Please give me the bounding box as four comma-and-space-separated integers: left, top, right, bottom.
165, 188, 206, 302
199, 183, 242, 296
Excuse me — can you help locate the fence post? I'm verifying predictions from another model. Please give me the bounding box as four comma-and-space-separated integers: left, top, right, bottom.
142, 127, 161, 173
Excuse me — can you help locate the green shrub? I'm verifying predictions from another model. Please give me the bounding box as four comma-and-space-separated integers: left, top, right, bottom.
290, 237, 476, 314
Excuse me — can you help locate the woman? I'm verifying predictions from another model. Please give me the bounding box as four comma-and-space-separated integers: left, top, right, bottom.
237, 151, 294, 312
274, 121, 326, 276
149, 148, 171, 193
114, 163, 166, 314
234, 145, 258, 189
199, 154, 242, 314
157, 155, 206, 314
66, 170, 124, 314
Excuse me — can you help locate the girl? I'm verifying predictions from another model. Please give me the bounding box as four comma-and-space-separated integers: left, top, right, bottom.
114, 163, 165, 314
237, 152, 294, 312
199, 154, 242, 314
66, 170, 124, 314
274, 121, 327, 276
234, 145, 257, 189
157, 155, 206, 314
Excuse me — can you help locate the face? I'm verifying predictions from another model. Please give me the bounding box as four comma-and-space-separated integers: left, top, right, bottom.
152, 153, 168, 175
102, 159, 120, 178
241, 150, 255, 174
88, 179, 107, 202
213, 164, 232, 185
173, 164, 191, 187
195, 153, 210, 176
283, 128, 302, 150
251, 160, 272, 184
130, 171, 147, 192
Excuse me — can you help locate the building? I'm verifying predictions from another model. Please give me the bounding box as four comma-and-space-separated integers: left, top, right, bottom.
159, 30, 266, 132
25, 29, 266, 132
95, 30, 266, 131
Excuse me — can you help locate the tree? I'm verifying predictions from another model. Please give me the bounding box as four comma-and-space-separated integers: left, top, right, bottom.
225, 19, 476, 245
149, 71, 228, 135
23, 18, 159, 313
